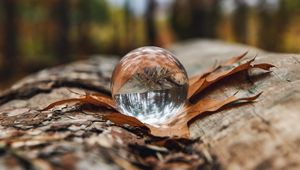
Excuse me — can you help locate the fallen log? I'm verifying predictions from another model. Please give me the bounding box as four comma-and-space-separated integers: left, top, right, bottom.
0, 40, 299, 170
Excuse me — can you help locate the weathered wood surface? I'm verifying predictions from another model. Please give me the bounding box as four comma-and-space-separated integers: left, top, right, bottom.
1, 40, 300, 170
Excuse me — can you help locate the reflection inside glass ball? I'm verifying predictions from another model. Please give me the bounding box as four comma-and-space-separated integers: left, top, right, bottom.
111, 46, 188, 126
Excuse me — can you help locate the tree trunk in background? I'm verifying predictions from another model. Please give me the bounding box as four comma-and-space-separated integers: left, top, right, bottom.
77, 0, 91, 58
54, 0, 70, 63
257, 1, 275, 51
258, 0, 289, 52
124, 0, 134, 50
170, 0, 221, 40
1, 0, 17, 81
189, 0, 206, 38
112, 19, 121, 55
145, 0, 157, 46
233, 0, 248, 44
170, 1, 191, 40
275, 0, 290, 52
209, 0, 221, 38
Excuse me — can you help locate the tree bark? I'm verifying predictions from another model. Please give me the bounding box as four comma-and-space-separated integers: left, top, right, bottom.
1, 40, 300, 170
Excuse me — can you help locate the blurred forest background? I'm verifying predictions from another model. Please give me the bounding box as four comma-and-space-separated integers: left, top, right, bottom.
1, 0, 300, 89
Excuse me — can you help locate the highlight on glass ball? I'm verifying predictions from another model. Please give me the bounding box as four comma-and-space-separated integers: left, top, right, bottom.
111, 46, 188, 126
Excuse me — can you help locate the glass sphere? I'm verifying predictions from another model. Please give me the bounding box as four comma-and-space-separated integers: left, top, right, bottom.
111, 46, 188, 125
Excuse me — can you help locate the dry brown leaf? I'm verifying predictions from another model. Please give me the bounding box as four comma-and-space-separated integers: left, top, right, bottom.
221, 51, 248, 66
147, 93, 262, 137
187, 52, 248, 86
42, 93, 116, 111
42, 53, 274, 139
188, 56, 274, 102
102, 112, 150, 131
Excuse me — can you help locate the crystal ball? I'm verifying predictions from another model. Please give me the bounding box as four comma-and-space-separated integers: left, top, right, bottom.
111, 46, 188, 125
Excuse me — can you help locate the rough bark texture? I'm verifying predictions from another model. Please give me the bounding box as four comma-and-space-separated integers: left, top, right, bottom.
1, 40, 300, 170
